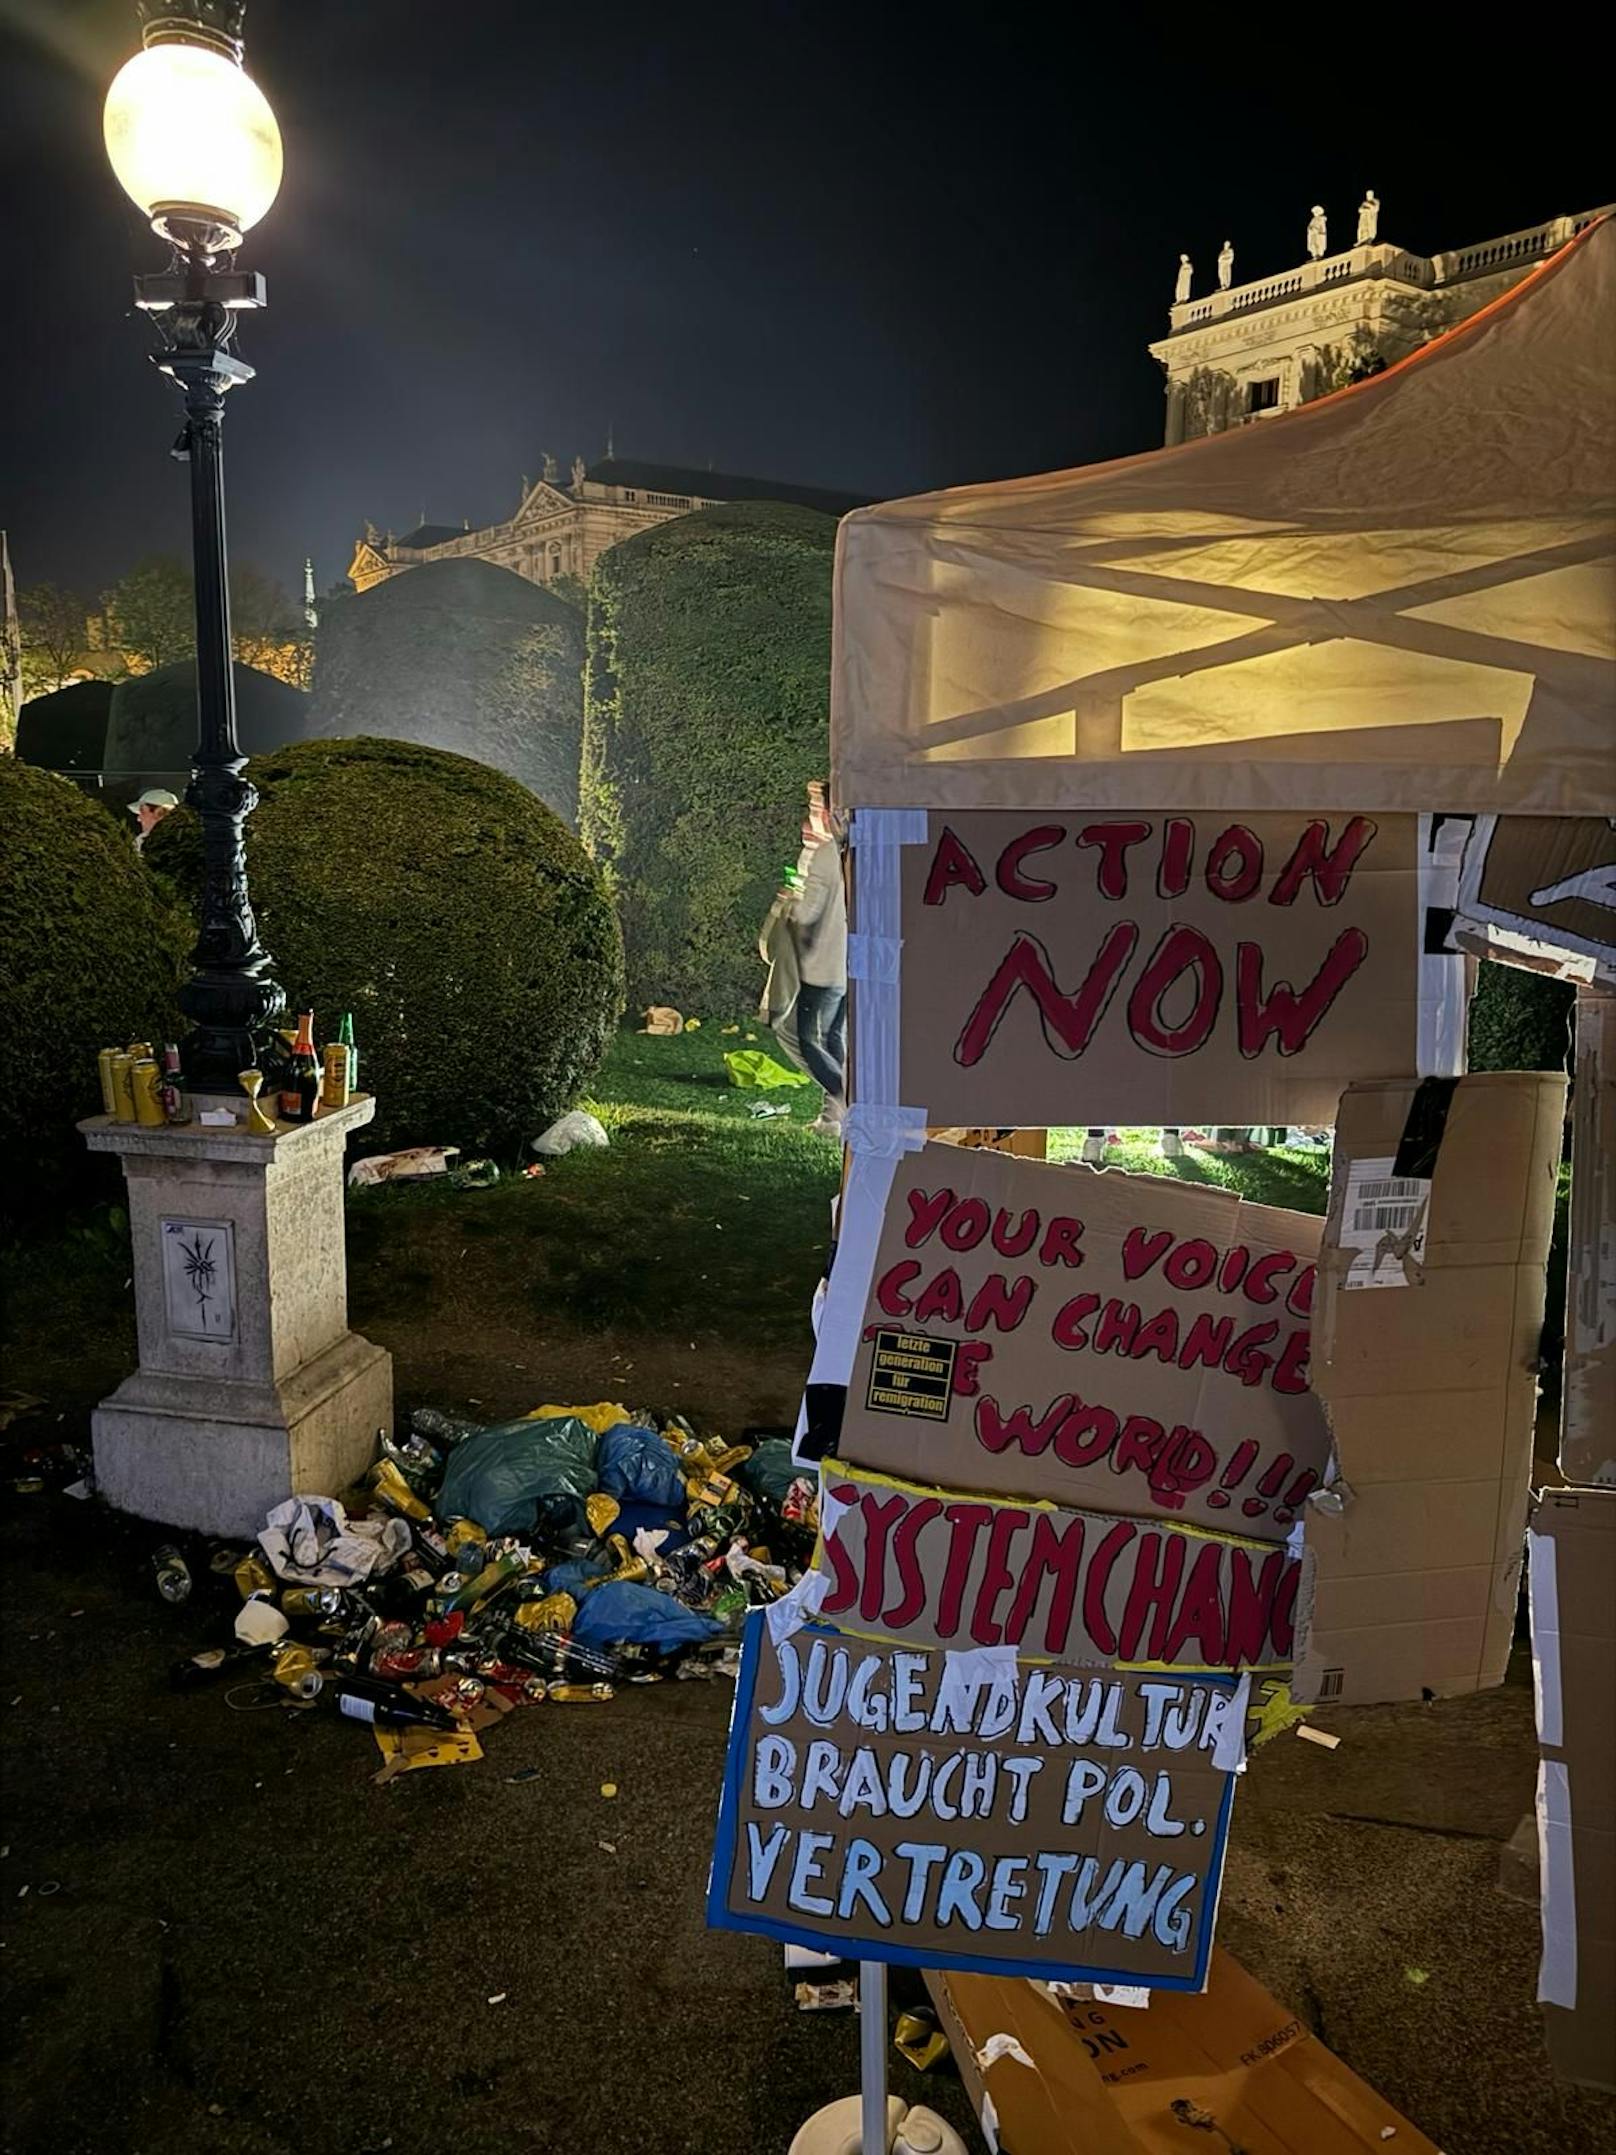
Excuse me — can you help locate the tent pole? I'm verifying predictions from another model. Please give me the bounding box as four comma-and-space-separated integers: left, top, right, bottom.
861, 1958, 888, 2153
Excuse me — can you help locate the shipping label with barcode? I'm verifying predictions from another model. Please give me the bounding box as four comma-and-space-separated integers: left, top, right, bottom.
1336, 1155, 1431, 1288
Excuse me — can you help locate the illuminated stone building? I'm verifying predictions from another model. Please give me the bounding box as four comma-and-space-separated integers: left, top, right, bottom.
1150, 198, 1612, 444
348, 455, 864, 595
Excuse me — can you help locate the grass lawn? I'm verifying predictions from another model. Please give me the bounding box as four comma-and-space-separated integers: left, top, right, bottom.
2, 1026, 1332, 1426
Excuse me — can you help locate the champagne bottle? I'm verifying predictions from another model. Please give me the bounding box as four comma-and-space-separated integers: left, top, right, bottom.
281, 1011, 320, 1123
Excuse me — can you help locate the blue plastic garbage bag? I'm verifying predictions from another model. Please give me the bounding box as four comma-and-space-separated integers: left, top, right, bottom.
540, 1554, 613, 1599
596, 1423, 687, 1511
436, 1414, 598, 1538
571, 1581, 724, 1652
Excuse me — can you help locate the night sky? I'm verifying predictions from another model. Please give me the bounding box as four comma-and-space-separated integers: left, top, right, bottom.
3, 0, 1610, 604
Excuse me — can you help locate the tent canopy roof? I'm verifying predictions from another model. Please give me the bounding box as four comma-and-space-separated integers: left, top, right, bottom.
832, 217, 1616, 817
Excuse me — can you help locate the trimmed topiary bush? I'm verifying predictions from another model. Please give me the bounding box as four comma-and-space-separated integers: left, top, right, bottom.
16, 681, 114, 774
1468, 961, 1574, 1073
0, 759, 187, 1214
312, 560, 584, 823
145, 737, 623, 1156
104, 659, 314, 785
580, 501, 837, 1012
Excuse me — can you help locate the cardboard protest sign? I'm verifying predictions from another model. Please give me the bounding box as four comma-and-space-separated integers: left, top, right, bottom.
1456, 814, 1616, 978
708, 1614, 1239, 1985
831, 1146, 1328, 1542
814, 1461, 1306, 1673
869, 809, 1432, 1126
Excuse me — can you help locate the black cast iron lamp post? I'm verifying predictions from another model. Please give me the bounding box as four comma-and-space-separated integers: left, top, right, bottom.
105, 0, 286, 1092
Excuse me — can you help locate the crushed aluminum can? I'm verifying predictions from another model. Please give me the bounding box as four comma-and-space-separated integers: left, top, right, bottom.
513, 1592, 577, 1634
281, 1586, 344, 1621
234, 1552, 276, 1600
372, 1645, 442, 1682
547, 1683, 614, 1703
152, 1545, 193, 1605
437, 1676, 487, 1716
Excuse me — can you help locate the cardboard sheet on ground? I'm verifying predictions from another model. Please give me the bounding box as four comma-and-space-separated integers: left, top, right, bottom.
707, 1614, 1238, 1986
925, 1947, 1442, 2153
830, 218, 1616, 821
1529, 1488, 1616, 2093
866, 808, 1441, 1127
825, 1146, 1327, 1541
1456, 815, 1616, 979
812, 1460, 1305, 1673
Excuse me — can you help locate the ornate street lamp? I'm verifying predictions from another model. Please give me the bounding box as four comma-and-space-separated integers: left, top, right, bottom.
104, 0, 285, 1091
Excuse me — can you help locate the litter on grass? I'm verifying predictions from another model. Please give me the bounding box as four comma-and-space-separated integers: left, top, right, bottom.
530, 1111, 609, 1157
154, 1406, 803, 1777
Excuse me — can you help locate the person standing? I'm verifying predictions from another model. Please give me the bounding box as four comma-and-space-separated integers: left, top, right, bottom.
789, 781, 847, 1135
128, 787, 178, 852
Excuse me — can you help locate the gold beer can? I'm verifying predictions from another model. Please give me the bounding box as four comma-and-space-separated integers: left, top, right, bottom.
320, 1042, 351, 1112
97, 1047, 118, 1115
132, 1057, 166, 1127
110, 1052, 139, 1123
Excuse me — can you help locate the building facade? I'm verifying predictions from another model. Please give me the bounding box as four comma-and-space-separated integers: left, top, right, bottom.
1150, 199, 1612, 444
347, 456, 865, 595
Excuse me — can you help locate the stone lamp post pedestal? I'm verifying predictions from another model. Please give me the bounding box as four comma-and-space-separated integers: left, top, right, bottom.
81, 1095, 392, 1539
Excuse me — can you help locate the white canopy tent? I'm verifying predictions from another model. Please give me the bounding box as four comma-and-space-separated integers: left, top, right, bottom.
832, 216, 1615, 817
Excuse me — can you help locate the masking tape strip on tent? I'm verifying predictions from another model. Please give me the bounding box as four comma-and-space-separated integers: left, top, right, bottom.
1418, 812, 1468, 1078
1535, 1759, 1578, 2008
850, 809, 927, 1109
1527, 1527, 1564, 1746
799, 1118, 928, 1440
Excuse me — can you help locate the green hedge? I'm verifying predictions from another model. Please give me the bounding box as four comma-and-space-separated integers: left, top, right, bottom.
1468, 960, 1574, 1073
0, 759, 187, 1214
580, 501, 837, 1011
313, 560, 584, 824
104, 660, 313, 779
146, 737, 623, 1156
16, 681, 114, 773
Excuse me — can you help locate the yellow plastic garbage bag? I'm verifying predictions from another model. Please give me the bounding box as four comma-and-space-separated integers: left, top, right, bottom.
724, 1049, 811, 1091
529, 1402, 632, 1434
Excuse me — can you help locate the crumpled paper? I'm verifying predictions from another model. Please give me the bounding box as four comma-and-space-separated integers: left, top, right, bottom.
258, 1495, 409, 1586
347, 1146, 459, 1187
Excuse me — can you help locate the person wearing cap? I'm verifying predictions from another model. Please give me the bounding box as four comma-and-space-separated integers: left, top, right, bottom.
128, 788, 178, 851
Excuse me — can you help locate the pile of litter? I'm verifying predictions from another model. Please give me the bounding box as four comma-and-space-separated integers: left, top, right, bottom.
157, 1405, 820, 1779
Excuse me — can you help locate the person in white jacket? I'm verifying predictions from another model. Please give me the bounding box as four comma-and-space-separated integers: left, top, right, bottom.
787, 781, 847, 1134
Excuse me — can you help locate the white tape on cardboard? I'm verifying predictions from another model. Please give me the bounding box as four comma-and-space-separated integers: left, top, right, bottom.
1527, 1527, 1564, 1746
1536, 1758, 1578, 2009
850, 809, 923, 1109
936, 1644, 1020, 1729
976, 2032, 1036, 2072
1209, 1671, 1252, 1774
846, 931, 902, 985
1418, 812, 1468, 1078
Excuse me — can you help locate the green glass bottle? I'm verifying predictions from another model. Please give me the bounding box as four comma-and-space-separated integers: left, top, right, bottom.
338, 1011, 358, 1092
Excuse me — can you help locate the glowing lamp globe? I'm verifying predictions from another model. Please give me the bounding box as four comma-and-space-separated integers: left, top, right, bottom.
104, 40, 281, 250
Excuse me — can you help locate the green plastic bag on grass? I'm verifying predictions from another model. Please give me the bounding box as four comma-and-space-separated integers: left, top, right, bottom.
724, 1048, 810, 1091
436, 1414, 599, 1539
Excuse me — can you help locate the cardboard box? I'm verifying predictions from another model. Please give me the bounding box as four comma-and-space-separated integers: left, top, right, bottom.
1304, 1073, 1566, 1703
1529, 1487, 1616, 2093
1561, 992, 1616, 1486
925, 1947, 1441, 2154
1455, 815, 1616, 983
